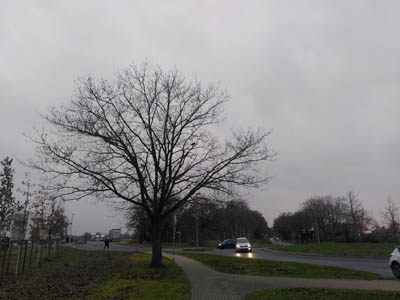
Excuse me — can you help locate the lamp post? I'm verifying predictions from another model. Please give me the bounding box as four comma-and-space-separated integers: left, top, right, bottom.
195, 214, 199, 248
70, 214, 76, 242
193, 194, 202, 248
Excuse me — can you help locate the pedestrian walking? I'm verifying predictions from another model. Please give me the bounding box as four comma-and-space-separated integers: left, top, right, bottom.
104, 238, 110, 251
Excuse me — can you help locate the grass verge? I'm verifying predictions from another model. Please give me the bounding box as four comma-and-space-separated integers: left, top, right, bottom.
1, 242, 52, 277
121, 241, 194, 249
245, 288, 400, 300
88, 252, 190, 300
265, 242, 397, 257
182, 247, 210, 252
178, 253, 379, 279
1, 247, 190, 300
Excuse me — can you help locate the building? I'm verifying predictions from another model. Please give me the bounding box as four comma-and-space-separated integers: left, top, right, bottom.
3, 211, 35, 240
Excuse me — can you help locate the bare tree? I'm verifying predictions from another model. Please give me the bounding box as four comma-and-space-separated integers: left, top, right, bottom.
382, 195, 400, 241
126, 204, 150, 243
17, 173, 35, 240
325, 196, 347, 238
302, 196, 329, 242
301, 195, 347, 242
29, 62, 273, 267
345, 191, 366, 238
30, 189, 68, 241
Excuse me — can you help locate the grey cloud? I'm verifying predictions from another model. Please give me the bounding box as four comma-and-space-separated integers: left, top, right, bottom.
1, 1, 399, 232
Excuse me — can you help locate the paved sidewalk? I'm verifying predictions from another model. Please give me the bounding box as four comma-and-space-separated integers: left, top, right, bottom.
165, 253, 400, 300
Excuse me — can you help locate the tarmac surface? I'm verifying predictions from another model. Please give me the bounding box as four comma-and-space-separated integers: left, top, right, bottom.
74, 242, 394, 279
73, 242, 400, 300
165, 253, 400, 300
206, 247, 393, 279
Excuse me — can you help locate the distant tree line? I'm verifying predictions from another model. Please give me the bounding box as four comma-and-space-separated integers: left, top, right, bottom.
382, 195, 400, 241
273, 192, 371, 243
127, 199, 269, 244
274, 192, 400, 243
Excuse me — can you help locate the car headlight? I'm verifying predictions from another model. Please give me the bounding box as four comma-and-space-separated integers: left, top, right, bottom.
218, 243, 221, 246
248, 244, 251, 248
236, 244, 240, 248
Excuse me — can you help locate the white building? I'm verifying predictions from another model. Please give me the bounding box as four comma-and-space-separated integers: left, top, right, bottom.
4, 211, 35, 240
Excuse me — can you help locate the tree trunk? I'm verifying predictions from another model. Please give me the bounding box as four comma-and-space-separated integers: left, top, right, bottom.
315, 219, 320, 243
150, 219, 163, 268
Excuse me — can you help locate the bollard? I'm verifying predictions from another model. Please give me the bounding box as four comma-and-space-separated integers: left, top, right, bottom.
36, 244, 42, 267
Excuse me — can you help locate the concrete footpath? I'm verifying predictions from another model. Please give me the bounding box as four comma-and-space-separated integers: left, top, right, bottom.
165, 253, 400, 300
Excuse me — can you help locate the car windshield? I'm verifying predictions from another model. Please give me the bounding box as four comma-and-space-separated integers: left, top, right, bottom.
236, 238, 248, 243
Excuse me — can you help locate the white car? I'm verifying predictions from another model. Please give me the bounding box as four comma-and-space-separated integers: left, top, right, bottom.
389, 246, 400, 278
235, 237, 252, 253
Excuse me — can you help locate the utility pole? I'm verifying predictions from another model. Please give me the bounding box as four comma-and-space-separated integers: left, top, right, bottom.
70, 214, 76, 242
195, 214, 199, 248
172, 214, 176, 276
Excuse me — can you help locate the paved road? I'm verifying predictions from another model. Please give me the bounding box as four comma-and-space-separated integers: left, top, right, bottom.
205, 248, 393, 279
73, 242, 394, 279
71, 243, 400, 300
166, 253, 400, 300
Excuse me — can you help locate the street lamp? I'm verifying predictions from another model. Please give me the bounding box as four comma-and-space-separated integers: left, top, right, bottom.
70, 214, 76, 242
194, 214, 199, 248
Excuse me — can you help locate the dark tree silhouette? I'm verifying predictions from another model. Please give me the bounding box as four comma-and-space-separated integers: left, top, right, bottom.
382, 195, 400, 241
29, 62, 273, 267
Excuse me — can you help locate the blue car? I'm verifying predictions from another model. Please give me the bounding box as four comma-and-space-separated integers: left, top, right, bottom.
217, 239, 235, 249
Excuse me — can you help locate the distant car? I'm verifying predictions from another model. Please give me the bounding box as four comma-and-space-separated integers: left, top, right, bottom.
389, 246, 400, 278
217, 239, 235, 249
235, 237, 252, 253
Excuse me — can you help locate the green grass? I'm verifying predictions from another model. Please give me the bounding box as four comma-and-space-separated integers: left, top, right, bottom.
245, 288, 400, 300
251, 241, 273, 248
88, 252, 190, 300
178, 253, 379, 280
265, 242, 398, 257
121, 241, 194, 248
0, 243, 46, 276
163, 242, 194, 248
122, 239, 219, 249
120, 240, 152, 248
1, 247, 190, 300
181, 247, 211, 252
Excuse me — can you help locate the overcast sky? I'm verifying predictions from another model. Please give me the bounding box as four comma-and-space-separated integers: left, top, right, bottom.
1, 1, 399, 235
